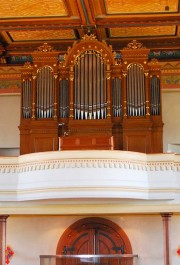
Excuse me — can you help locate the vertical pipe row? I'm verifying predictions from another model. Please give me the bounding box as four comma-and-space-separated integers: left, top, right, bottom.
80, 54, 83, 119
84, 52, 88, 119
96, 55, 100, 119
150, 76, 160, 115
89, 52, 93, 119
93, 53, 97, 119
73, 51, 107, 120
112, 77, 122, 117
74, 64, 77, 119
100, 58, 103, 119
22, 80, 25, 118
36, 72, 39, 118
127, 63, 146, 117
36, 66, 54, 119
76, 57, 81, 119
28, 79, 32, 118
139, 66, 145, 116
103, 62, 107, 118
22, 79, 32, 119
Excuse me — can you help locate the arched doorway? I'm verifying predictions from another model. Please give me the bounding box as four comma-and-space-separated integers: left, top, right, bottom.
56, 217, 132, 255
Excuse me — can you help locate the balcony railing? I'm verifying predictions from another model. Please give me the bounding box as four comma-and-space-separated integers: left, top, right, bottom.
40, 254, 139, 265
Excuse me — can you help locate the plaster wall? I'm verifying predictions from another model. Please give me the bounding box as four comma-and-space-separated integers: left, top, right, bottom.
162, 91, 180, 152
6, 214, 179, 265
0, 95, 20, 149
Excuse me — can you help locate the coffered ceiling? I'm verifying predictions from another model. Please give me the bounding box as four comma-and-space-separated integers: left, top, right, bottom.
0, 0, 179, 60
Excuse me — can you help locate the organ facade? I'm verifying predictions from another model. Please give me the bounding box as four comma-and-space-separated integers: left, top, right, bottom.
19, 36, 163, 154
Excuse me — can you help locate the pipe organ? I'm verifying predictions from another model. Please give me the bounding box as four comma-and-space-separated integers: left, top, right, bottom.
19, 37, 163, 154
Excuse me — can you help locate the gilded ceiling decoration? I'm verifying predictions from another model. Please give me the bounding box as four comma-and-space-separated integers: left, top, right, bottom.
0, 0, 67, 18
109, 26, 176, 37
104, 0, 178, 14
9, 29, 75, 41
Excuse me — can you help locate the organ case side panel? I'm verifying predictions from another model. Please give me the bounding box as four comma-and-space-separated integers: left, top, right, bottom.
19, 44, 60, 154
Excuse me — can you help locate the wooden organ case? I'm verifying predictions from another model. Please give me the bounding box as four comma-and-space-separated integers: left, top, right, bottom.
19, 37, 163, 155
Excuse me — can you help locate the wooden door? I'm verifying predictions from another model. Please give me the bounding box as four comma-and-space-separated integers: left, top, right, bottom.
57, 217, 132, 255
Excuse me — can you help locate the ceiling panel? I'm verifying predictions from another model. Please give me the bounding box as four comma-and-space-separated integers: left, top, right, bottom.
8, 29, 76, 41
0, 0, 179, 61
0, 0, 68, 18
104, 0, 178, 14
109, 25, 176, 38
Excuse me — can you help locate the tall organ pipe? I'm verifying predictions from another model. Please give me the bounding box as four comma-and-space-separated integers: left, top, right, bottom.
150, 76, 160, 115
59, 79, 69, 118
74, 51, 106, 120
127, 63, 145, 116
112, 77, 122, 117
22, 79, 32, 119
36, 66, 54, 119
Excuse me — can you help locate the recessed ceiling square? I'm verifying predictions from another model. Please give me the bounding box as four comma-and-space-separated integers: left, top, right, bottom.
109, 26, 176, 38
0, 0, 68, 18
9, 29, 76, 41
104, 0, 178, 14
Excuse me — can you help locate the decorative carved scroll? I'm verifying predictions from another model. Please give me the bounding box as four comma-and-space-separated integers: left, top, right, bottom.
35, 43, 55, 53
123, 40, 146, 50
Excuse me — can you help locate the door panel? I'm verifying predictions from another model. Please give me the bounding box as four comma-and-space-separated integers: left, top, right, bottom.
57, 217, 132, 255
72, 232, 92, 254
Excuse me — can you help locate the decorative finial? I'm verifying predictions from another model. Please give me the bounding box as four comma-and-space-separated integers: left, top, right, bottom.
82, 34, 97, 41
124, 40, 146, 50
23, 61, 32, 68
35, 43, 55, 52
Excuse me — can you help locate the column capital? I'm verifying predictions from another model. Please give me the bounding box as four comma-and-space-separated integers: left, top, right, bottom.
161, 213, 173, 219
0, 215, 9, 221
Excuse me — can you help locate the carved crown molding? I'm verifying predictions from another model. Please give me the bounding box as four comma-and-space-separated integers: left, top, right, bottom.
0, 157, 179, 174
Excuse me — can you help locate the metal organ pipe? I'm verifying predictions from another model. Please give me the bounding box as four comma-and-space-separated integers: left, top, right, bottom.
59, 79, 69, 118
150, 76, 160, 115
103, 62, 106, 119
74, 51, 107, 120
112, 79, 115, 116
100, 59, 103, 119
134, 64, 137, 116
80, 53, 84, 119
36, 66, 54, 119
127, 63, 146, 116
65, 80, 69, 117
22, 79, 32, 119
112, 77, 122, 117
96, 55, 100, 119
74, 56, 82, 119
88, 52, 93, 120
93, 53, 97, 119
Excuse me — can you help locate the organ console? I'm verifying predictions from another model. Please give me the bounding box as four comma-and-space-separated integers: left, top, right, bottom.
19, 36, 163, 154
